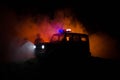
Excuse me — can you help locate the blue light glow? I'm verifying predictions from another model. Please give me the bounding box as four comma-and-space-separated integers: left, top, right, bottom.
58, 29, 64, 34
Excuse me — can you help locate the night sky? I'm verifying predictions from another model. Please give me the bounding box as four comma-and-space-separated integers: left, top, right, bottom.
0, 1, 120, 62
2, 1, 119, 37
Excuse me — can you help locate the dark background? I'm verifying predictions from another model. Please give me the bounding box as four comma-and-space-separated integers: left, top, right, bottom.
1, 0, 119, 38
0, 0, 120, 78
0, 0, 120, 61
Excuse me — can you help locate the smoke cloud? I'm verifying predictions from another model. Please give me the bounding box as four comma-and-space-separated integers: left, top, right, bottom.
89, 32, 119, 59
0, 6, 119, 62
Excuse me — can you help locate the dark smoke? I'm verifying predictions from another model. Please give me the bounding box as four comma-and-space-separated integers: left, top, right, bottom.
89, 32, 120, 60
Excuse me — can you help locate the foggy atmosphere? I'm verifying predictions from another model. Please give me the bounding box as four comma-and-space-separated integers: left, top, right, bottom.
0, 0, 120, 78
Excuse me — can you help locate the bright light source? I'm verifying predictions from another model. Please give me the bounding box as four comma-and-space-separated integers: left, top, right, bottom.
66, 37, 70, 41
66, 29, 71, 32
41, 45, 45, 49
58, 29, 64, 34
81, 37, 87, 41
33, 45, 36, 49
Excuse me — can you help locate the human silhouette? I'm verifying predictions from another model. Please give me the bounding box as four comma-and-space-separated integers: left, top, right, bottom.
34, 34, 44, 45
